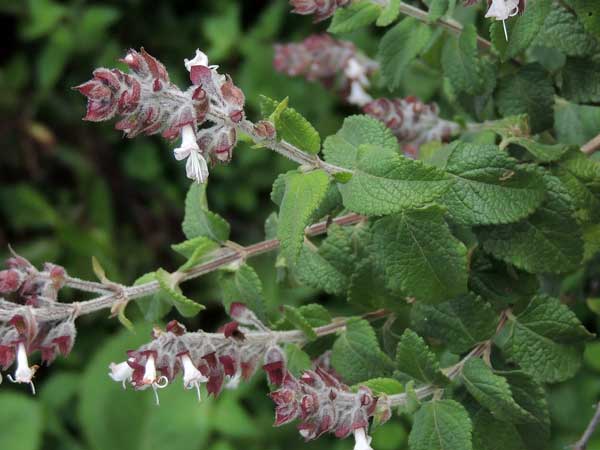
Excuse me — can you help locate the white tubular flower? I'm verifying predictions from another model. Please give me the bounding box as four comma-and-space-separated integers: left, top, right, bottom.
344, 58, 369, 86
347, 82, 373, 107
224, 370, 241, 390
8, 342, 37, 394
353, 428, 374, 450
181, 354, 208, 401
184, 48, 218, 71
109, 359, 134, 389
174, 125, 209, 184
485, 0, 520, 40
141, 353, 168, 406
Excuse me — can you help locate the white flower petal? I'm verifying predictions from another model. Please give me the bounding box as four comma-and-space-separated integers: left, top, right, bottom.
353, 428, 374, 450
185, 152, 209, 184
184, 49, 209, 72
347, 81, 373, 107
485, 0, 519, 21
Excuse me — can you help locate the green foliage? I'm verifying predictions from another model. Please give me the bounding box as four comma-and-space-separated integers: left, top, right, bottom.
155, 268, 205, 317
182, 183, 230, 243
260, 96, 321, 155
395, 329, 448, 385
411, 295, 498, 353
379, 18, 433, 91
219, 263, 265, 320
339, 150, 453, 215
440, 142, 546, 225
495, 295, 592, 383
331, 318, 395, 384
277, 169, 330, 264
328, 1, 381, 34
0, 393, 43, 450
442, 25, 485, 95
371, 206, 468, 303
408, 400, 473, 450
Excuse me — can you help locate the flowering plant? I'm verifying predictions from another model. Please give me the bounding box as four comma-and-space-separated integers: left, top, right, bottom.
3, 1, 600, 450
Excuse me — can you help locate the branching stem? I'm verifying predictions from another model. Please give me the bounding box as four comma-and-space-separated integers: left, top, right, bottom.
573, 402, 600, 450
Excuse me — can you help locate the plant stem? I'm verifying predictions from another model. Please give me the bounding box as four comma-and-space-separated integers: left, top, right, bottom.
27, 212, 364, 322
206, 109, 351, 175
573, 402, 600, 450
397, 2, 492, 51
582, 134, 600, 155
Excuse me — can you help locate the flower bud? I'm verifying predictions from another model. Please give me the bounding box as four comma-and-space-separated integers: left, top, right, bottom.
0, 270, 23, 293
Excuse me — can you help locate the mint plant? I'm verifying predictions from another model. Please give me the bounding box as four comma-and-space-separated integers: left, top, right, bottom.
2, 1, 600, 450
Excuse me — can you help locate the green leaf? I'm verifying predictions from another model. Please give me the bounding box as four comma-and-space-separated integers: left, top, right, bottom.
496, 64, 554, 132
278, 170, 330, 263
0, 393, 43, 450
282, 305, 318, 341
339, 149, 453, 215
428, 0, 449, 22
318, 224, 360, 276
571, 0, 600, 39
296, 304, 332, 327
295, 245, 348, 294
172, 236, 219, 271
323, 115, 398, 170
554, 101, 600, 146
442, 25, 485, 95
561, 57, 600, 103
331, 318, 394, 384
155, 268, 204, 317
411, 295, 499, 353
395, 329, 448, 385
462, 359, 533, 423
379, 18, 433, 90
469, 252, 539, 308
259, 96, 321, 155
440, 142, 546, 225
371, 207, 468, 303
349, 259, 406, 312
495, 295, 593, 383
376, 0, 401, 26
134, 272, 172, 322
356, 378, 404, 395
477, 173, 584, 274
284, 343, 312, 376
182, 183, 230, 243
510, 138, 572, 163
219, 263, 265, 321
328, 1, 381, 34
533, 4, 599, 56
497, 371, 550, 450
409, 400, 473, 450
491, 0, 551, 61
471, 409, 527, 450
37, 27, 73, 91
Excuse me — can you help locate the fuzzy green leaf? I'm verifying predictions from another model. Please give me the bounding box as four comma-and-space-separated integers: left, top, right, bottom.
282, 305, 318, 341
155, 268, 204, 317
278, 170, 330, 264
495, 295, 593, 383
295, 245, 347, 294
284, 343, 312, 377
462, 359, 533, 423
511, 138, 572, 163
409, 400, 473, 450
376, 0, 401, 26
328, 1, 381, 33
171, 236, 219, 271
442, 25, 484, 95
339, 150, 453, 215
332, 318, 394, 384
182, 183, 230, 243
371, 207, 468, 303
477, 173, 584, 274
323, 115, 398, 170
134, 272, 172, 322
219, 263, 265, 321
396, 329, 448, 386
441, 142, 546, 225
379, 18, 433, 90
260, 96, 321, 155
561, 58, 600, 103
496, 64, 554, 132
428, 0, 449, 22
356, 378, 404, 395
411, 295, 499, 353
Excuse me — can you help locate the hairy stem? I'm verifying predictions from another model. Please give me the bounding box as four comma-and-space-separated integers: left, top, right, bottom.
582, 134, 600, 155
26, 213, 364, 322
207, 109, 351, 175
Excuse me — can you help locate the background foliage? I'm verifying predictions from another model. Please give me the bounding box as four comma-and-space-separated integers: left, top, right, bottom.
0, 1, 599, 450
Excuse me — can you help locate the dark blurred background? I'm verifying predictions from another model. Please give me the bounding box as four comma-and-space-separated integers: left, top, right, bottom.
0, 1, 599, 450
